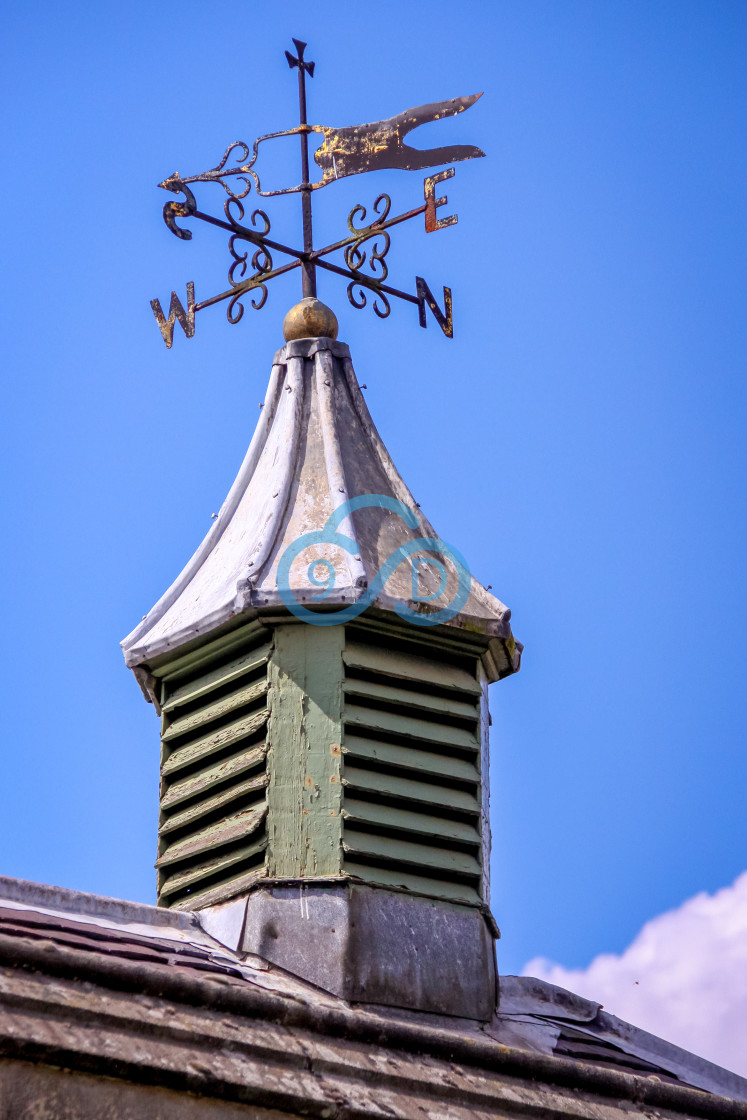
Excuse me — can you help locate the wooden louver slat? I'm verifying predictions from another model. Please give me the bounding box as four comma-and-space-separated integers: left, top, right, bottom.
159, 774, 269, 835
343, 639, 481, 696
157, 632, 272, 909
342, 828, 481, 878
162, 707, 269, 776
162, 641, 272, 712
158, 836, 268, 901
343, 859, 482, 905
160, 745, 267, 811
344, 676, 479, 722
343, 736, 479, 783
341, 798, 481, 845
345, 703, 479, 751
162, 677, 268, 742
342, 763, 480, 814
155, 805, 267, 869
340, 637, 485, 906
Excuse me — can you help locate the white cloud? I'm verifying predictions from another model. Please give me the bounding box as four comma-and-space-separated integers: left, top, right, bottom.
522, 871, 747, 1078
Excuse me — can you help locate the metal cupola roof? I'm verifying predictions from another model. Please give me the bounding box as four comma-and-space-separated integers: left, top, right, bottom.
121, 326, 521, 682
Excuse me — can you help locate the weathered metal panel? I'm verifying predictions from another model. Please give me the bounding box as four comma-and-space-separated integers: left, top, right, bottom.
240, 882, 494, 1018
122, 339, 519, 678
266, 625, 344, 878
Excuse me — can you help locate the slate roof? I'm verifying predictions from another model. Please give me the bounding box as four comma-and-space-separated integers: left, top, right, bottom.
1, 874, 745, 1118
121, 337, 520, 682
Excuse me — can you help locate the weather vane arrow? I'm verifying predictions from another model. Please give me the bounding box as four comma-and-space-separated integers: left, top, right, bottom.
150, 39, 484, 349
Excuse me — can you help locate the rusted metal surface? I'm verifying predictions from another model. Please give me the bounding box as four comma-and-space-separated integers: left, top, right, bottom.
160, 93, 483, 198
150, 39, 483, 343
311, 93, 484, 183
425, 167, 458, 232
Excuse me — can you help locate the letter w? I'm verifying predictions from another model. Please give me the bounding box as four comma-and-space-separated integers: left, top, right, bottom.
151, 281, 195, 349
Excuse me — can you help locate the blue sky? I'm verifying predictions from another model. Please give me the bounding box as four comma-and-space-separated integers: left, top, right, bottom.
1, 0, 745, 979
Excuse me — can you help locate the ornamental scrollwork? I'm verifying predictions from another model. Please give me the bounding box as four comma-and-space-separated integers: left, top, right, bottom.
343, 194, 392, 319
225, 203, 273, 323
347, 281, 391, 320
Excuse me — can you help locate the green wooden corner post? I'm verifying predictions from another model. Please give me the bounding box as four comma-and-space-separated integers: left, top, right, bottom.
266, 624, 344, 879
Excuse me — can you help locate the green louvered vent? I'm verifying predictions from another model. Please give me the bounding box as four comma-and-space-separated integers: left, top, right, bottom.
341, 635, 484, 906
156, 631, 272, 910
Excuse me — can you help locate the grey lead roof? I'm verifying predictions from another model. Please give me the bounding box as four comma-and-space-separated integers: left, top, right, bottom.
1, 874, 744, 1106
121, 337, 520, 679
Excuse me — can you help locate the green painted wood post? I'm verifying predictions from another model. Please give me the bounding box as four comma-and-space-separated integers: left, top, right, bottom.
266, 624, 345, 878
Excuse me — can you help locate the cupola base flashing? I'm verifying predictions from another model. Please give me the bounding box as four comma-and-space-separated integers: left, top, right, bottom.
202, 881, 496, 1020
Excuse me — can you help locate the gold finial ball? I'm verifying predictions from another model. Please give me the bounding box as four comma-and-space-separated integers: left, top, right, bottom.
283, 297, 338, 342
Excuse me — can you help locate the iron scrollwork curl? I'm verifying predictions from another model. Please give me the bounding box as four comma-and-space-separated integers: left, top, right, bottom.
344, 193, 392, 319
161, 180, 197, 240
210, 141, 256, 200
159, 142, 257, 203
344, 194, 391, 281
225, 202, 273, 324
346, 281, 391, 320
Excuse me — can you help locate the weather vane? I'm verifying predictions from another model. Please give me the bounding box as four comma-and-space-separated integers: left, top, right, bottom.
150, 39, 484, 348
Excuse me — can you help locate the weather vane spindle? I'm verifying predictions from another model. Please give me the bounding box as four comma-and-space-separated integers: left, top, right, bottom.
286, 39, 317, 300
150, 39, 484, 348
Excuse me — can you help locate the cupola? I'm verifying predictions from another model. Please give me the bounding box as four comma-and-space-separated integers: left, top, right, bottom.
122, 310, 520, 1019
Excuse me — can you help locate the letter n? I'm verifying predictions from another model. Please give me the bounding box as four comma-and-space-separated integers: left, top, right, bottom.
415, 277, 453, 339
150, 281, 195, 349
